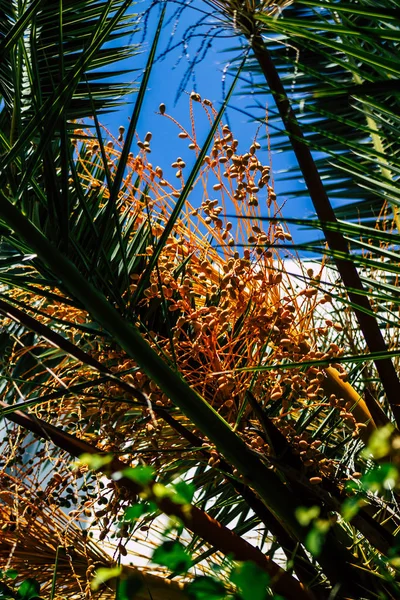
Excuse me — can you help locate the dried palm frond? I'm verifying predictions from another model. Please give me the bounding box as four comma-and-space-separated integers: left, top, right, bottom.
0, 472, 187, 600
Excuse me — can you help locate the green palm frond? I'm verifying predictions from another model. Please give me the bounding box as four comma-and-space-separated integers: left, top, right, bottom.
0, 0, 138, 124
248, 0, 400, 226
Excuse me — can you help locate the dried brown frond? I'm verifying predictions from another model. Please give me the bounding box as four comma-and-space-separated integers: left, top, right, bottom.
0, 472, 187, 600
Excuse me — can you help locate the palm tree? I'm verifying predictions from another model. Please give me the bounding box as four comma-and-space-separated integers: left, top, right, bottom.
1, 1, 400, 599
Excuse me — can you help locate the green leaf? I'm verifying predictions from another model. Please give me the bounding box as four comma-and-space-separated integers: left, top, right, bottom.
117, 576, 143, 600
17, 580, 40, 600
150, 480, 195, 505
152, 482, 172, 498
187, 576, 227, 600
341, 497, 362, 522
230, 562, 270, 600
295, 505, 320, 527
5, 571, 18, 581
91, 567, 122, 591
77, 453, 113, 471
172, 481, 196, 504
123, 503, 153, 522
388, 556, 400, 568
305, 520, 331, 557
152, 541, 192, 574
362, 464, 399, 493
362, 424, 394, 460
122, 465, 155, 486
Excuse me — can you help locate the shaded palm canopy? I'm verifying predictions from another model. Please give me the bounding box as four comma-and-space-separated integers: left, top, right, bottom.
1, 1, 400, 599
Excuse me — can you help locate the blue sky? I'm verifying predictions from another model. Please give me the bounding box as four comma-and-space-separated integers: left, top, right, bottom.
101, 0, 315, 244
